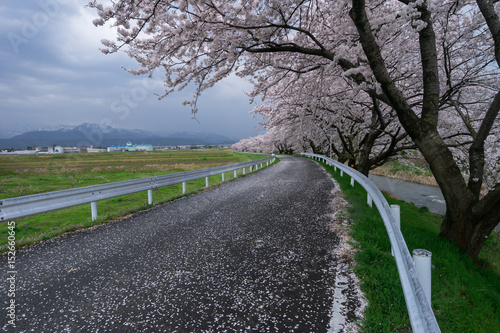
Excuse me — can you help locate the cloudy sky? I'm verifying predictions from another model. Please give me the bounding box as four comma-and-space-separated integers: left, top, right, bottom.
0, 0, 263, 140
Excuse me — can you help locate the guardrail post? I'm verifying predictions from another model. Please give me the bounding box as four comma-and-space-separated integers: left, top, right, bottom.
91, 201, 98, 221
234, 170, 237, 178
350, 177, 355, 187
205, 177, 209, 187
148, 189, 153, 205
222, 173, 225, 182
182, 182, 186, 194
413, 249, 432, 307
340, 170, 344, 177
391, 205, 401, 256
367, 193, 373, 208
243, 167, 246, 175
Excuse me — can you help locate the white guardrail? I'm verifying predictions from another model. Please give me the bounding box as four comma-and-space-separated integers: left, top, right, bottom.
0, 156, 276, 222
302, 153, 440, 333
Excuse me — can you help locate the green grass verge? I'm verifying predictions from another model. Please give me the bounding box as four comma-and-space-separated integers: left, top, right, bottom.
0, 150, 276, 252
315, 159, 500, 333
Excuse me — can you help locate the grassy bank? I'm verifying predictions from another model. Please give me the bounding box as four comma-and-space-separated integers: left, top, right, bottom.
371, 154, 437, 187
0, 149, 265, 197
0, 150, 272, 251
317, 160, 500, 332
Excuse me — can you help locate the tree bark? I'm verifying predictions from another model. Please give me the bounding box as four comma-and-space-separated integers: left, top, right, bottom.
357, 101, 382, 176
350, 0, 500, 262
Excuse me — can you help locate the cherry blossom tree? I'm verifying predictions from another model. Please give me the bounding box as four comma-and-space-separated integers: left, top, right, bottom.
349, 0, 500, 261
232, 126, 300, 154
90, 0, 500, 261
248, 64, 413, 175
246, 103, 329, 155
232, 134, 271, 153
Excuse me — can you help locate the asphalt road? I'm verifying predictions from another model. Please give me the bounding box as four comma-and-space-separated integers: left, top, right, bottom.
1, 156, 360, 332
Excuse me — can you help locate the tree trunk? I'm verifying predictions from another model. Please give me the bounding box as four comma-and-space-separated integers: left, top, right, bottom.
440, 198, 500, 262
415, 130, 500, 263
350, 0, 500, 262
357, 138, 372, 176
357, 122, 379, 176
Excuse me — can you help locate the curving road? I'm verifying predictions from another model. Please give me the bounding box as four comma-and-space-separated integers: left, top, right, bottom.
1, 156, 361, 332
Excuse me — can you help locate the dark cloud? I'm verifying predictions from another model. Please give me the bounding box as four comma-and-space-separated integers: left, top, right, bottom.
0, 0, 262, 140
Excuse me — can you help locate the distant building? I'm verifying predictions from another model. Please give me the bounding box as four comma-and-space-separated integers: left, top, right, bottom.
87, 147, 107, 153
63, 147, 81, 153
153, 146, 180, 151
107, 141, 153, 152
0, 150, 38, 155
36, 146, 65, 154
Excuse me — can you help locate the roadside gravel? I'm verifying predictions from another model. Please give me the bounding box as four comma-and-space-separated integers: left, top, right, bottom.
1, 155, 362, 332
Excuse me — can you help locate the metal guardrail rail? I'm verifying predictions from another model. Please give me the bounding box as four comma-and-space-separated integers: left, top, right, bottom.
302, 153, 440, 333
0, 156, 276, 221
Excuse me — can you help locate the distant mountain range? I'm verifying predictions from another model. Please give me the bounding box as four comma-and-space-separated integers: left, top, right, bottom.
0, 123, 236, 150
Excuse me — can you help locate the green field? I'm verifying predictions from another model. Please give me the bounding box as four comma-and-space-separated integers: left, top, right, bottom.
0, 150, 271, 251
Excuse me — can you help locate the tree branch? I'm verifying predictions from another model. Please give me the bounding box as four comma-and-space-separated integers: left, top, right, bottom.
349, 0, 421, 138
